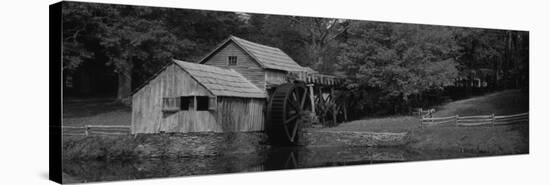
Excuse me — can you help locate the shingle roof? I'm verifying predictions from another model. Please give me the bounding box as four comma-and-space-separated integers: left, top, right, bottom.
199, 36, 306, 72
173, 60, 266, 98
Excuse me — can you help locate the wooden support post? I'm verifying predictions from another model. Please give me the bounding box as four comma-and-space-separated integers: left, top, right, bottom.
343, 104, 348, 121
307, 84, 315, 115
331, 87, 336, 125
318, 87, 325, 125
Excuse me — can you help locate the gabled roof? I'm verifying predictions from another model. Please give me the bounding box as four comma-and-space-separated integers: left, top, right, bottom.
173, 60, 266, 98
199, 35, 305, 72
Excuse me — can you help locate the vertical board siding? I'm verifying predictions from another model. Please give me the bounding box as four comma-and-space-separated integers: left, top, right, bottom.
132, 64, 217, 134
132, 64, 265, 134
202, 42, 266, 90
217, 97, 265, 132
265, 69, 288, 86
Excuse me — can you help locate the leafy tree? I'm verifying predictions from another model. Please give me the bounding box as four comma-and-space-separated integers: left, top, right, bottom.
63, 3, 186, 102
453, 28, 529, 92
288, 17, 350, 73
336, 22, 460, 114
244, 15, 349, 73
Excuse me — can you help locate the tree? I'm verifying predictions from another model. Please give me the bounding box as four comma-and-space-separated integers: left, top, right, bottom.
336, 22, 460, 114
289, 17, 350, 73
62, 3, 183, 102
453, 28, 529, 92
244, 15, 350, 73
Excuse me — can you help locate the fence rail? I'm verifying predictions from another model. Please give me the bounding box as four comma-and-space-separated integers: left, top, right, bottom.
62, 125, 131, 136
421, 112, 528, 127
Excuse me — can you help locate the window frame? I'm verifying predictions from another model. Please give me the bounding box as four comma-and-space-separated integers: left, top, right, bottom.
162, 96, 217, 112
162, 97, 180, 112
208, 96, 217, 111
228, 56, 238, 66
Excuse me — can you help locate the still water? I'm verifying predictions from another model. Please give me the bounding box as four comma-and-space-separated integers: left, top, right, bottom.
62, 146, 491, 183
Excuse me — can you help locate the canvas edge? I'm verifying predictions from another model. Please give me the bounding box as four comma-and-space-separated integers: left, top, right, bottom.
49, 1, 63, 184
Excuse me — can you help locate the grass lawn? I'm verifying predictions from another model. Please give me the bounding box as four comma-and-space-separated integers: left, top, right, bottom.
321, 89, 529, 133
433, 89, 528, 117
63, 98, 131, 126
318, 89, 529, 154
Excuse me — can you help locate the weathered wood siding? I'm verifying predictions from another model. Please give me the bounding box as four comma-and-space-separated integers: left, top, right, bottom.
132, 64, 218, 134
217, 97, 265, 132
265, 69, 287, 86
202, 42, 266, 90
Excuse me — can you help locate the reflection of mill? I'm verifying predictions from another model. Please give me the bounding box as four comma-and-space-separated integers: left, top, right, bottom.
247, 146, 410, 172
262, 147, 301, 170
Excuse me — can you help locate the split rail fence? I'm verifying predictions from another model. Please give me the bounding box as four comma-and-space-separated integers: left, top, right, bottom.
62, 125, 131, 136
421, 112, 528, 127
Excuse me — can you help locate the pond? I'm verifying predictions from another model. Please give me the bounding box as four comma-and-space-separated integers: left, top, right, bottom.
62, 146, 494, 183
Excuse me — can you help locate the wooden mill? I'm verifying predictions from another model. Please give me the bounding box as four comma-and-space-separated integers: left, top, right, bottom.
132, 36, 344, 145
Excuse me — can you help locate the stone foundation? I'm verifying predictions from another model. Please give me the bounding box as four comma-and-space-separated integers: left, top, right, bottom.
299, 129, 408, 147
62, 132, 269, 160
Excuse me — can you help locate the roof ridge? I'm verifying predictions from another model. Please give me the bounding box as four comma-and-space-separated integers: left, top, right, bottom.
174, 59, 234, 73
200, 35, 305, 72
230, 36, 280, 51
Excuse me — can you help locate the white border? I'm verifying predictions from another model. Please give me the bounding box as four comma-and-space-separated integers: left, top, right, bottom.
1, 0, 548, 184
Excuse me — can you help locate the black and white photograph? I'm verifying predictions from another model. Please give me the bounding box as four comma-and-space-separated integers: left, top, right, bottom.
6, 0, 546, 184
49, 1, 533, 183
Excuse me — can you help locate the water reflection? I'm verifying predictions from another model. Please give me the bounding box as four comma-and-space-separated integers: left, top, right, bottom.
62, 146, 493, 183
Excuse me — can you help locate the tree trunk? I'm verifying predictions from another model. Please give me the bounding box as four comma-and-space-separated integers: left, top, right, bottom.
116, 62, 133, 104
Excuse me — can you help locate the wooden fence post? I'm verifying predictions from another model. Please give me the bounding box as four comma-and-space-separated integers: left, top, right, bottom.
84, 125, 89, 136
491, 114, 495, 127
455, 115, 459, 127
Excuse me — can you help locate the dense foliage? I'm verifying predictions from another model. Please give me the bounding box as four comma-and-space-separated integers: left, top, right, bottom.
62, 2, 528, 118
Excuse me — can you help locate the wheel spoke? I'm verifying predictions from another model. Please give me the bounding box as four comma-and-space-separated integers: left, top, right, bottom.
285, 152, 297, 168
293, 91, 302, 110
285, 114, 299, 124
283, 125, 292, 141
290, 121, 299, 142
287, 98, 299, 111
300, 88, 307, 109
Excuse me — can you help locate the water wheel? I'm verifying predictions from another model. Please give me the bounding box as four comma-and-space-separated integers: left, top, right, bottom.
266, 83, 311, 145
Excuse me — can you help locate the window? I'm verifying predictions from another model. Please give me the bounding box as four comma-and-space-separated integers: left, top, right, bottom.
196, 96, 209, 111
65, 76, 73, 88
208, 97, 217, 111
180, 96, 193, 110
163, 96, 216, 112
162, 97, 180, 112
228, 56, 237, 66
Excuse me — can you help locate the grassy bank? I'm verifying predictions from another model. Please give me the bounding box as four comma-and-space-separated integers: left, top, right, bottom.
63, 98, 131, 126
406, 124, 528, 154
322, 89, 528, 133
433, 89, 528, 117
318, 89, 529, 154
